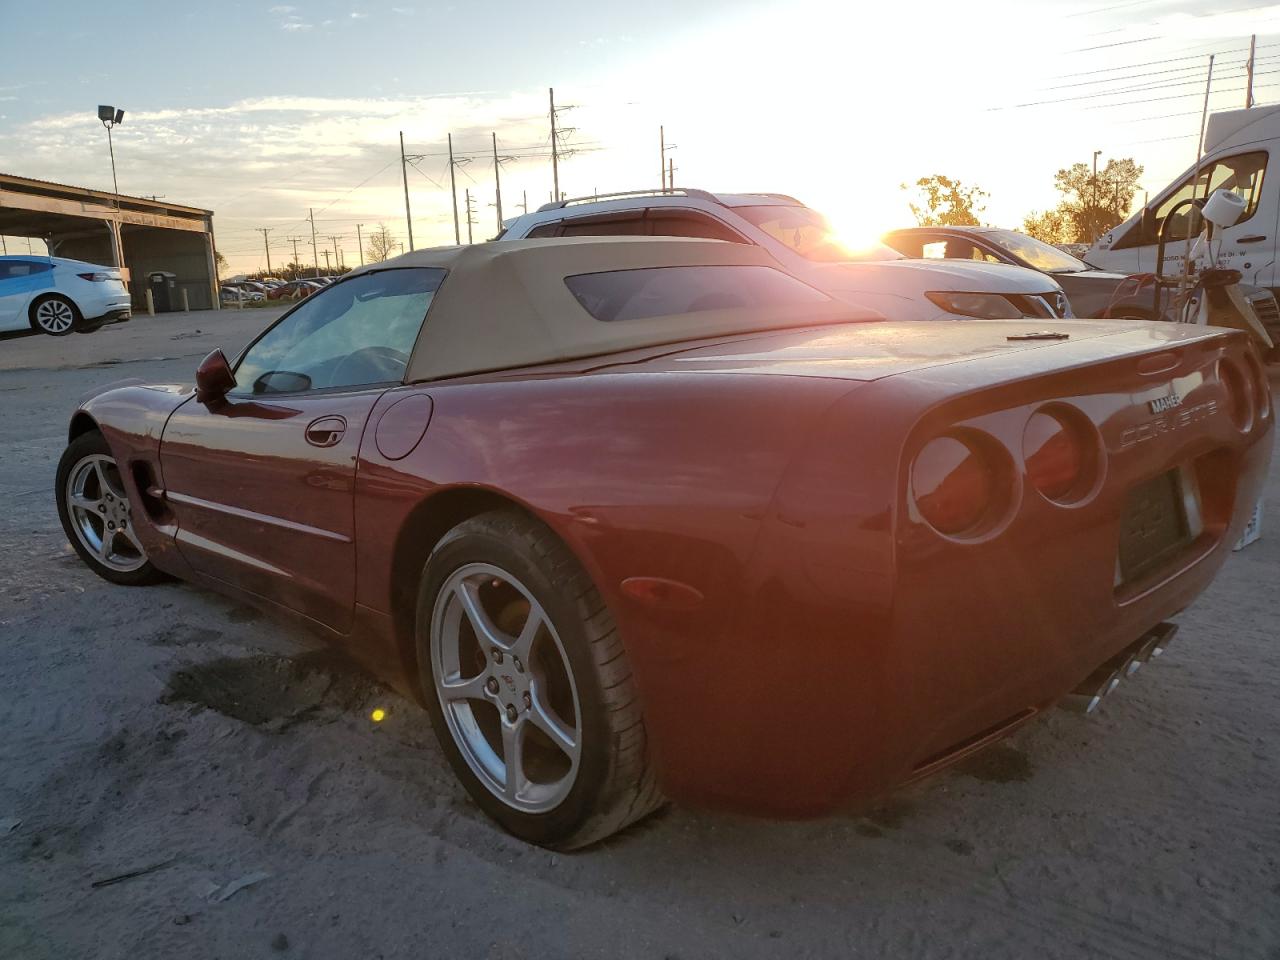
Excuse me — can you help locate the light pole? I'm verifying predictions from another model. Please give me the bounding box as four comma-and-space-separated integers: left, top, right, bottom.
97, 105, 125, 268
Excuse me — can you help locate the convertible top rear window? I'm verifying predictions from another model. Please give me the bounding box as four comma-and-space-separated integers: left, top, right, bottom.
564, 264, 829, 323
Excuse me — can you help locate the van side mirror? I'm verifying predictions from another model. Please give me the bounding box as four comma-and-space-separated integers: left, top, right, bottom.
195, 349, 236, 405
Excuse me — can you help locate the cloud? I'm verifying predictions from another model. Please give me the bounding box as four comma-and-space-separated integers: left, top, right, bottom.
391, 6, 414, 13
268, 4, 296, 12
280, 20, 312, 30
350, 10, 367, 18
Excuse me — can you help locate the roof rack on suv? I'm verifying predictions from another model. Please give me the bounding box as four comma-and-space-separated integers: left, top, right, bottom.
536, 188, 719, 213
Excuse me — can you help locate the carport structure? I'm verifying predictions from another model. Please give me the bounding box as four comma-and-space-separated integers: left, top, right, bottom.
0, 172, 220, 310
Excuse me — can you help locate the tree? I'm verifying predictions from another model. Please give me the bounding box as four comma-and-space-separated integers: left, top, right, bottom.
1021, 208, 1073, 245
1023, 157, 1144, 244
365, 223, 397, 264
214, 250, 228, 277
901, 175, 987, 227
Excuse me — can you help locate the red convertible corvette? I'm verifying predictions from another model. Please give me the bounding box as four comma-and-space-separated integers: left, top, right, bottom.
56, 237, 1272, 848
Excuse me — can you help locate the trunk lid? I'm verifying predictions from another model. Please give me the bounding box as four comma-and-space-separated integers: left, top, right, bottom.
621, 319, 1230, 382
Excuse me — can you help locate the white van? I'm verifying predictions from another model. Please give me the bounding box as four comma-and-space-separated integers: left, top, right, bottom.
1089, 105, 1280, 290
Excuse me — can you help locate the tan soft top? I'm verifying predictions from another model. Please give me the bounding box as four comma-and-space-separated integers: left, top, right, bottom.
345, 237, 864, 381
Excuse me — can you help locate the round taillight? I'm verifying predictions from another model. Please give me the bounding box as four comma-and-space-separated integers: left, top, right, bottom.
911, 435, 997, 536
1219, 359, 1253, 432
1023, 409, 1096, 503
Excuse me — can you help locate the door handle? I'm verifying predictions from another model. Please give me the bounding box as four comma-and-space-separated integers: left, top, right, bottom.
305, 415, 347, 447
1236, 235, 1268, 244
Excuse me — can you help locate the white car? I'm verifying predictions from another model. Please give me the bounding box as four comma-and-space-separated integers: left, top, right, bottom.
499, 190, 1072, 321
0, 255, 131, 336
220, 285, 265, 303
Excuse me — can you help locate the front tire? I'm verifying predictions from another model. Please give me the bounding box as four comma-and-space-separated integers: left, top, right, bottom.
416, 510, 662, 849
55, 432, 166, 586
30, 295, 80, 336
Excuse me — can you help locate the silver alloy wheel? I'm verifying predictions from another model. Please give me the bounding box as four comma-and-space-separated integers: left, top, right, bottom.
431, 562, 582, 813
35, 298, 75, 334
65, 454, 147, 573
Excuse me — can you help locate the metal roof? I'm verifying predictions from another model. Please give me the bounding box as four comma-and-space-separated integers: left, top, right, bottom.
0, 171, 212, 218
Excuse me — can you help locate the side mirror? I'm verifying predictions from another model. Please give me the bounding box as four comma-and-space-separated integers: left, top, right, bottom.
195, 349, 236, 405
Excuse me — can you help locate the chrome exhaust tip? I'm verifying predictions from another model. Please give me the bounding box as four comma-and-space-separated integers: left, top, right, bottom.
1146, 621, 1178, 659
1063, 666, 1122, 714
1060, 622, 1179, 715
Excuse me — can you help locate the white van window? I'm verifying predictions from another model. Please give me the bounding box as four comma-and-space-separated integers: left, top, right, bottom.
1117, 151, 1267, 248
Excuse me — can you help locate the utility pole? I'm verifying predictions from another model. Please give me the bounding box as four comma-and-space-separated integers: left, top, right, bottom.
255, 227, 273, 276
285, 237, 304, 279
327, 235, 341, 272
448, 132, 461, 244
550, 87, 560, 202
492, 132, 504, 229
322, 249, 331, 273
660, 125, 666, 191
308, 208, 320, 278
465, 188, 476, 244
668, 157, 674, 192
400, 130, 415, 251
355, 224, 364, 265
1246, 34, 1257, 108
521, 189, 528, 215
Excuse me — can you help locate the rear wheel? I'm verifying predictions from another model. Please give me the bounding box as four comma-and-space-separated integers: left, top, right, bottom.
30, 295, 79, 336
55, 432, 166, 586
416, 510, 662, 848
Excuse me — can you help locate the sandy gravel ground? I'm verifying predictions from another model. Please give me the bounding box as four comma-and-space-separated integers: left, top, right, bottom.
1, 309, 1278, 960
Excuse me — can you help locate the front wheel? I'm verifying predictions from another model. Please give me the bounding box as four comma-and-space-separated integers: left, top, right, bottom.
416, 511, 662, 849
55, 432, 166, 586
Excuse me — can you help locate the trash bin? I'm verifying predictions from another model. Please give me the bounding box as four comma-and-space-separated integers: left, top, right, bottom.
147, 271, 177, 312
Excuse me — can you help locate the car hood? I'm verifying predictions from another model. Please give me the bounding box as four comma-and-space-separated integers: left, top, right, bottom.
610, 317, 1226, 382
814, 258, 1064, 295
1053, 268, 1130, 282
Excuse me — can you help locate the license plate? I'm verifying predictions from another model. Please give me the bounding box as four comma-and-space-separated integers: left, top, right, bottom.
1118, 470, 1191, 583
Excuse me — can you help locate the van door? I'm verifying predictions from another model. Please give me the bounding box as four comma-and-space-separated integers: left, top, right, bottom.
1101, 149, 1273, 284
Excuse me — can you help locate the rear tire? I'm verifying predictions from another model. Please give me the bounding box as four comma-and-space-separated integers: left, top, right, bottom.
30, 294, 80, 336
416, 510, 663, 849
55, 431, 167, 586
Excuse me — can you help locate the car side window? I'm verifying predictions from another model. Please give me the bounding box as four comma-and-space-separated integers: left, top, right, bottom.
557, 211, 647, 237
0, 261, 49, 278
525, 222, 562, 238
232, 267, 445, 396
565, 265, 830, 322
646, 209, 747, 243
884, 234, 927, 257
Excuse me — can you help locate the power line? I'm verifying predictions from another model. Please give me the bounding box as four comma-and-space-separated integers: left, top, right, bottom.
996, 65, 1280, 109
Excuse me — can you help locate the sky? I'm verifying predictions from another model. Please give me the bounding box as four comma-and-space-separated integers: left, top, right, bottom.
3, 0, 1280, 272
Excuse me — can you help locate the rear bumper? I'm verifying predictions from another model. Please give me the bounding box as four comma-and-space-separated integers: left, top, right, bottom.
621, 339, 1273, 818
80, 307, 131, 329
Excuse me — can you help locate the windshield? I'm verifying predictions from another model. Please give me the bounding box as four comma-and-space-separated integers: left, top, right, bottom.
982, 229, 1089, 273
735, 205, 904, 263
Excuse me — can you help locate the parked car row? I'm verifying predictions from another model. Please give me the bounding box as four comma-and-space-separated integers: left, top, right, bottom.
220, 276, 338, 304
